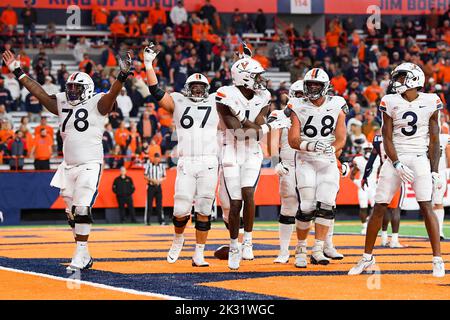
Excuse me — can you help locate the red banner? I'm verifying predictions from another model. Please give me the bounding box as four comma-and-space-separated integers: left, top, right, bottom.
4, 0, 278, 13
325, 0, 449, 15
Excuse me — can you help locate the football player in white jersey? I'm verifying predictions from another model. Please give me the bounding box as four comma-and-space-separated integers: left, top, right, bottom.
2, 50, 133, 271
433, 128, 450, 240
288, 68, 347, 268
142, 44, 218, 267
349, 63, 445, 277
216, 55, 291, 270
350, 142, 379, 235
272, 80, 343, 263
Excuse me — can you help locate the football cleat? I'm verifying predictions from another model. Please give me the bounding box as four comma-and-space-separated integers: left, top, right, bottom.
389, 241, 406, 248
167, 236, 184, 264
228, 245, 242, 270
66, 246, 93, 272
294, 245, 307, 268
242, 240, 254, 260
273, 252, 290, 264
381, 239, 389, 247
324, 246, 344, 260
192, 256, 210, 267
432, 257, 445, 278
348, 256, 376, 275
311, 250, 330, 265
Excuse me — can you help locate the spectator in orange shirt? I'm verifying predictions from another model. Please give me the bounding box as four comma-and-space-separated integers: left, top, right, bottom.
30, 127, 52, 170
158, 106, 173, 131
147, 137, 162, 161
92, 5, 109, 31
79, 53, 96, 75
128, 125, 142, 155
34, 116, 54, 144
331, 70, 348, 96
140, 17, 152, 36
127, 13, 140, 38
19, 123, 34, 156
110, 16, 127, 37
1, 5, 18, 34
253, 48, 270, 70
378, 51, 390, 72
149, 1, 167, 26
363, 80, 383, 104
191, 15, 203, 42
19, 50, 31, 72
326, 27, 340, 48
115, 121, 131, 153
0, 120, 14, 144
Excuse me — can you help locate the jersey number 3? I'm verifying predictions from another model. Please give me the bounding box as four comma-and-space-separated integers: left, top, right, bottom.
401, 111, 417, 136
62, 108, 89, 132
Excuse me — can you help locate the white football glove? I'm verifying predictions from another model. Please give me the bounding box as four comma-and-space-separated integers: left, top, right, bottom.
275, 162, 289, 176
393, 161, 414, 183
268, 117, 291, 130
118, 51, 132, 73
143, 43, 159, 69
2, 50, 21, 72
323, 145, 336, 155
301, 141, 329, 152
432, 172, 444, 194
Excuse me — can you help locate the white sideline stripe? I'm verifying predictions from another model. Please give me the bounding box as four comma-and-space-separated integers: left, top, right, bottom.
0, 266, 186, 300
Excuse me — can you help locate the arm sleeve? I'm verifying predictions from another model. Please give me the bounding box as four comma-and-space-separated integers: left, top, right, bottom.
362, 140, 380, 180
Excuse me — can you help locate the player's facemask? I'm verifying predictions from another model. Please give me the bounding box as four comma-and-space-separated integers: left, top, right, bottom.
183, 82, 209, 102
304, 81, 326, 100
292, 90, 304, 98
250, 72, 268, 91
66, 83, 87, 106
390, 70, 421, 94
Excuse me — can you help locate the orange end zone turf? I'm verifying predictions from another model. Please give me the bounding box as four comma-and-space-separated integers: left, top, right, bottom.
0, 225, 448, 300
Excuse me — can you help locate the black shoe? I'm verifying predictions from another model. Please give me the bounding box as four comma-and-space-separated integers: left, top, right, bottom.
440, 236, 446, 241
146, 222, 151, 226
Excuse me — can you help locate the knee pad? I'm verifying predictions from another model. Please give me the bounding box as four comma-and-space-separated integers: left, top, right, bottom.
72, 206, 93, 224
279, 214, 295, 225
173, 195, 193, 218
296, 219, 312, 230
295, 209, 315, 222
280, 196, 299, 217
172, 215, 190, 228
315, 202, 336, 220
315, 217, 334, 227
195, 215, 211, 232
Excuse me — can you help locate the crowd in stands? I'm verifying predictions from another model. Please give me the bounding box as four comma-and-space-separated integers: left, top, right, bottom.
0, 1, 450, 170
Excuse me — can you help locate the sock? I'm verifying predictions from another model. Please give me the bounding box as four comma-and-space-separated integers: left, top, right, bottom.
381, 231, 388, 242
243, 231, 252, 243
433, 256, 443, 262
76, 241, 87, 249
313, 239, 324, 252
194, 244, 205, 258
279, 223, 293, 254
174, 233, 184, 241
230, 238, 239, 249
391, 233, 399, 243
434, 208, 445, 235
362, 222, 368, 229
325, 219, 335, 248
363, 253, 373, 261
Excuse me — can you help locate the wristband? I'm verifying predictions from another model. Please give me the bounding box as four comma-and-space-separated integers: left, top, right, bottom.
299, 141, 310, 151
261, 124, 269, 135
392, 160, 400, 168
13, 67, 25, 80
117, 71, 130, 83
148, 84, 166, 101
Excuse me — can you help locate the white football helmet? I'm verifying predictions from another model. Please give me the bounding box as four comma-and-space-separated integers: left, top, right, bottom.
390, 62, 425, 94
65, 72, 95, 106
182, 73, 210, 102
289, 80, 304, 98
231, 57, 267, 92
303, 68, 330, 101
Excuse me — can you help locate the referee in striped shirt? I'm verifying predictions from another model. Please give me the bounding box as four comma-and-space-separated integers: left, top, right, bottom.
144, 153, 167, 225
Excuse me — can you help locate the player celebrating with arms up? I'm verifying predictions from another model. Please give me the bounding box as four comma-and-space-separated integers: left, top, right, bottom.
143, 44, 219, 267
349, 63, 445, 277
288, 68, 347, 268
2, 49, 133, 271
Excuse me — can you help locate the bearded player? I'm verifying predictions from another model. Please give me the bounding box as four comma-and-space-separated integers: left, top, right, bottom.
216, 53, 291, 270
288, 68, 347, 268
2, 50, 132, 271
349, 63, 445, 277
143, 44, 219, 267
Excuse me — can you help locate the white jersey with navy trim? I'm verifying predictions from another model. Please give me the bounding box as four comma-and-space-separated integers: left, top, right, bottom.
439, 133, 450, 172
55, 92, 107, 166
290, 95, 347, 160
379, 92, 443, 155
171, 92, 219, 157
279, 127, 295, 164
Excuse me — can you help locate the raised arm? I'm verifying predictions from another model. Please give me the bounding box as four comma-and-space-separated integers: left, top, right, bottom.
97, 51, 133, 115
143, 44, 175, 113
2, 50, 58, 115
